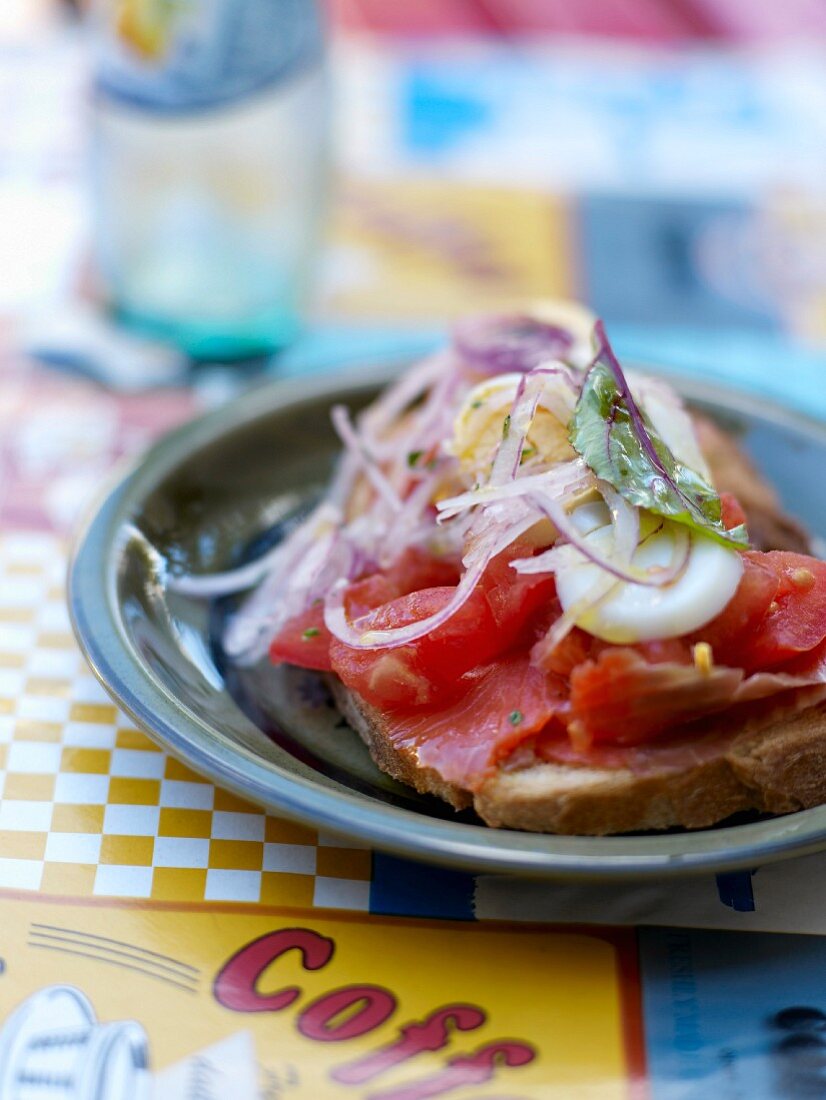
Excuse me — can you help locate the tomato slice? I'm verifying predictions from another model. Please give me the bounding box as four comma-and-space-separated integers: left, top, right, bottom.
720, 492, 748, 531
269, 548, 460, 674
330, 585, 499, 710
692, 552, 778, 659
268, 604, 331, 671
384, 546, 461, 593
481, 541, 557, 647
698, 551, 826, 672
329, 542, 556, 712
717, 550, 826, 668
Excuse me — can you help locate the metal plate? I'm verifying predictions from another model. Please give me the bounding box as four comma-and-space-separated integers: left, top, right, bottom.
69, 363, 826, 879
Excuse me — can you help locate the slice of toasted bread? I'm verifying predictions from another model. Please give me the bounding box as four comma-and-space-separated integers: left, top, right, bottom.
331, 678, 826, 834
326, 411, 824, 835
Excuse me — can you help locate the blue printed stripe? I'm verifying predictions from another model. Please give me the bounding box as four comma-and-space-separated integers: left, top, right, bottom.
370, 854, 476, 921
716, 871, 756, 912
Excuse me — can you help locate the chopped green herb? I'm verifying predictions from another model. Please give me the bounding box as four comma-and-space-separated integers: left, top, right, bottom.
520, 446, 536, 463
502, 414, 511, 439
407, 450, 423, 468
471, 400, 484, 409
302, 627, 320, 640
509, 710, 523, 726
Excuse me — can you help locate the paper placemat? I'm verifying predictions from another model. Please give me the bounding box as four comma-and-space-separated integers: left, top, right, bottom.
0, 529, 373, 910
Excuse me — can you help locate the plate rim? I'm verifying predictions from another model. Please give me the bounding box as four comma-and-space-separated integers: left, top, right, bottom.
68, 362, 826, 880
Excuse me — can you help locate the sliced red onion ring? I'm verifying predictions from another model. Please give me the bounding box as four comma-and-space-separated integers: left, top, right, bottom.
326, 451, 360, 511
529, 485, 637, 666
219, 501, 350, 659
367, 365, 465, 464
221, 369, 465, 660
487, 372, 544, 487
331, 405, 403, 514
514, 491, 692, 588
453, 313, 574, 375
599, 483, 640, 565
324, 552, 487, 651
168, 542, 302, 600
171, 499, 337, 603
359, 351, 450, 439
735, 672, 826, 702
324, 514, 533, 651
378, 464, 445, 569
462, 496, 541, 568
477, 365, 583, 495
436, 459, 591, 522
531, 575, 621, 666
225, 528, 365, 664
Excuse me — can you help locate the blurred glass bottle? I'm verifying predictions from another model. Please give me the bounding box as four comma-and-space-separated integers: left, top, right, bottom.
89, 0, 329, 359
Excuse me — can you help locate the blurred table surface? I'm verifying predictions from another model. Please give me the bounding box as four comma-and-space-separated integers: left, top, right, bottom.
0, 4, 824, 1099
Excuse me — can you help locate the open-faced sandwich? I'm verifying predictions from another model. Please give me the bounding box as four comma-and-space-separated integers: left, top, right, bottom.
201, 302, 826, 835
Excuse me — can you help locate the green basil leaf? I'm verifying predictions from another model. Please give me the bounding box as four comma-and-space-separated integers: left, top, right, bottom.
571, 357, 749, 549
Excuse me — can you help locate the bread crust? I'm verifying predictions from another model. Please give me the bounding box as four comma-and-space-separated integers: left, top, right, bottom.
331, 679, 826, 834
331, 680, 472, 811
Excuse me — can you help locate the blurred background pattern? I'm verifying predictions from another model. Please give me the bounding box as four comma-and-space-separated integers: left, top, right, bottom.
0, 0, 824, 533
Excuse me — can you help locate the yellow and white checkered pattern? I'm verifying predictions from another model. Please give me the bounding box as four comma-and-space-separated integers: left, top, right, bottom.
0, 532, 372, 909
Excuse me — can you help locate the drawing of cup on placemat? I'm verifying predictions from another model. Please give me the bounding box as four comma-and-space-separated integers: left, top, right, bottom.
0, 985, 150, 1100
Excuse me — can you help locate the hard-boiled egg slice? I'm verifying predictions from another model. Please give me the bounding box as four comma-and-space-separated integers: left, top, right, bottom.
555, 511, 744, 643
451, 373, 575, 475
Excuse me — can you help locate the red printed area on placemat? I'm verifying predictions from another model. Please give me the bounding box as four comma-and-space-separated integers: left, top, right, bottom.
0, 355, 198, 534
